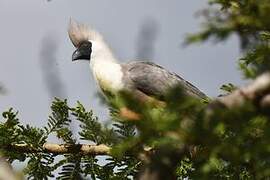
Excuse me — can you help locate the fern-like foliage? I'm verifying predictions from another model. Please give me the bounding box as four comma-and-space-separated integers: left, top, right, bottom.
0, 98, 140, 179
72, 101, 118, 145
57, 153, 83, 180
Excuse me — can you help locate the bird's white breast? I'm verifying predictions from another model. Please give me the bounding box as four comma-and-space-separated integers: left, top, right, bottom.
90, 61, 124, 93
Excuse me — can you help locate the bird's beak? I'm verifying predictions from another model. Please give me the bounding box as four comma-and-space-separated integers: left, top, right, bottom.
72, 41, 92, 61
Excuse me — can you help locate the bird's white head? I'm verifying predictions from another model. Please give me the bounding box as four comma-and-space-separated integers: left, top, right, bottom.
68, 19, 116, 63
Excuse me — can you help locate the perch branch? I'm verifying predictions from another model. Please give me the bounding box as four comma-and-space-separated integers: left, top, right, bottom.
9, 143, 111, 156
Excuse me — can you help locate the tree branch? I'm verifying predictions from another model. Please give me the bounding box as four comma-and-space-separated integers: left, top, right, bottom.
210, 72, 270, 110
10, 143, 111, 156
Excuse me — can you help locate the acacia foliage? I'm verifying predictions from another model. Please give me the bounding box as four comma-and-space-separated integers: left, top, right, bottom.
0, 100, 138, 179
186, 0, 270, 79
1, 0, 270, 179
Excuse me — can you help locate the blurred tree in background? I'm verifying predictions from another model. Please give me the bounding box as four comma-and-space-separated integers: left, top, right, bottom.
1, 0, 270, 179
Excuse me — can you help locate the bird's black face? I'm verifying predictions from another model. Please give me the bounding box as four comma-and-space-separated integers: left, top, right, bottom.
72, 41, 92, 61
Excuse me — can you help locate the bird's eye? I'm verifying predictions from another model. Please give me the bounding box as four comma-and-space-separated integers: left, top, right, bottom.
80, 41, 92, 50
79, 41, 92, 56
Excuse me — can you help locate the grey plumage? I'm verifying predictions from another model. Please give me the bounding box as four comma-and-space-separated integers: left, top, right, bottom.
122, 62, 207, 100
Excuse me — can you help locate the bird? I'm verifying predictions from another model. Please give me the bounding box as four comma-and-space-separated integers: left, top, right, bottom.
68, 19, 207, 120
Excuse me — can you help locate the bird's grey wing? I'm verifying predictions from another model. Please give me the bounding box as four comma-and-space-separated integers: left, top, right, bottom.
122, 62, 207, 100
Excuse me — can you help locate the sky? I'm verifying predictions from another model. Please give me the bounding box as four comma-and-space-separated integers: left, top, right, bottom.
0, 0, 243, 127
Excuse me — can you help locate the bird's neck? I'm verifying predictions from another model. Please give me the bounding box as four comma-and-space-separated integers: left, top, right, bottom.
90, 53, 124, 93
90, 51, 119, 72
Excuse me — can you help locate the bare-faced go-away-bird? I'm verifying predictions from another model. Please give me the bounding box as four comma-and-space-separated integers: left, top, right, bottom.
68, 19, 207, 120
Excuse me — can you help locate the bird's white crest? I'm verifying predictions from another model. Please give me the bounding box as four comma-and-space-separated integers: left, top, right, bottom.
68, 18, 103, 47
68, 19, 124, 93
